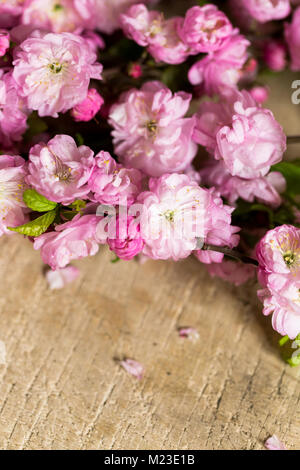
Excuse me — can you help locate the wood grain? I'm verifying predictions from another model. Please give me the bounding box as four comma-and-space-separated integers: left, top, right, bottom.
0, 72, 299, 450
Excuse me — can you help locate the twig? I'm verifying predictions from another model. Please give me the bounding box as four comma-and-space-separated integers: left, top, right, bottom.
287, 136, 300, 145
202, 244, 259, 266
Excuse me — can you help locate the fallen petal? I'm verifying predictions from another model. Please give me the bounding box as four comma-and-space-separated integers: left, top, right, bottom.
46, 266, 80, 290
120, 359, 144, 380
0, 340, 6, 365
265, 435, 287, 450
178, 327, 199, 341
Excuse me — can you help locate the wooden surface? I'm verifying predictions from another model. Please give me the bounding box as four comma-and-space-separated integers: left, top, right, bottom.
0, 73, 300, 450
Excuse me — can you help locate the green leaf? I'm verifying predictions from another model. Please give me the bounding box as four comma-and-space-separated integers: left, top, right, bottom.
280, 333, 300, 367
23, 189, 57, 212
272, 161, 300, 197
294, 333, 300, 346
111, 256, 120, 264
287, 353, 300, 367
8, 209, 57, 237
279, 335, 289, 347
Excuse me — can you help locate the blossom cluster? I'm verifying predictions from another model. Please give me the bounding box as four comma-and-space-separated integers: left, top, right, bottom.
1, 1, 300, 358
121, 3, 251, 94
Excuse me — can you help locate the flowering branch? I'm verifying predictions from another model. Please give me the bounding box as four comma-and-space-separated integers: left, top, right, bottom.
1, 0, 300, 362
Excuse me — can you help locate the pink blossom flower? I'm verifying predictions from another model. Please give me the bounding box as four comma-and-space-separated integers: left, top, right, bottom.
21, 0, 88, 33
258, 288, 300, 339
237, 169, 284, 208
0, 30, 9, 57
178, 5, 234, 54
195, 189, 240, 265
27, 135, 95, 204
249, 86, 269, 104
256, 225, 300, 338
120, 4, 163, 47
120, 358, 144, 380
0, 70, 29, 149
74, 0, 152, 35
200, 161, 285, 208
13, 32, 102, 117
71, 88, 104, 122
241, 0, 291, 23
285, 7, 300, 71
107, 215, 144, 260
121, 4, 188, 64
178, 327, 199, 341
147, 17, 189, 65
215, 91, 286, 179
137, 173, 212, 261
256, 225, 300, 276
88, 151, 142, 206
265, 435, 287, 451
207, 260, 256, 286
194, 90, 286, 180
45, 265, 80, 289
0, 154, 28, 236
0, 0, 24, 28
263, 40, 287, 72
194, 92, 285, 200
109, 81, 197, 177
188, 33, 250, 95
34, 214, 103, 269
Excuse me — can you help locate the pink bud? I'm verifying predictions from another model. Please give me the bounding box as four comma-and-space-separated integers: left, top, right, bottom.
128, 63, 142, 79
107, 215, 144, 261
0, 30, 9, 57
243, 57, 258, 74
263, 40, 286, 72
249, 86, 269, 104
71, 88, 104, 122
